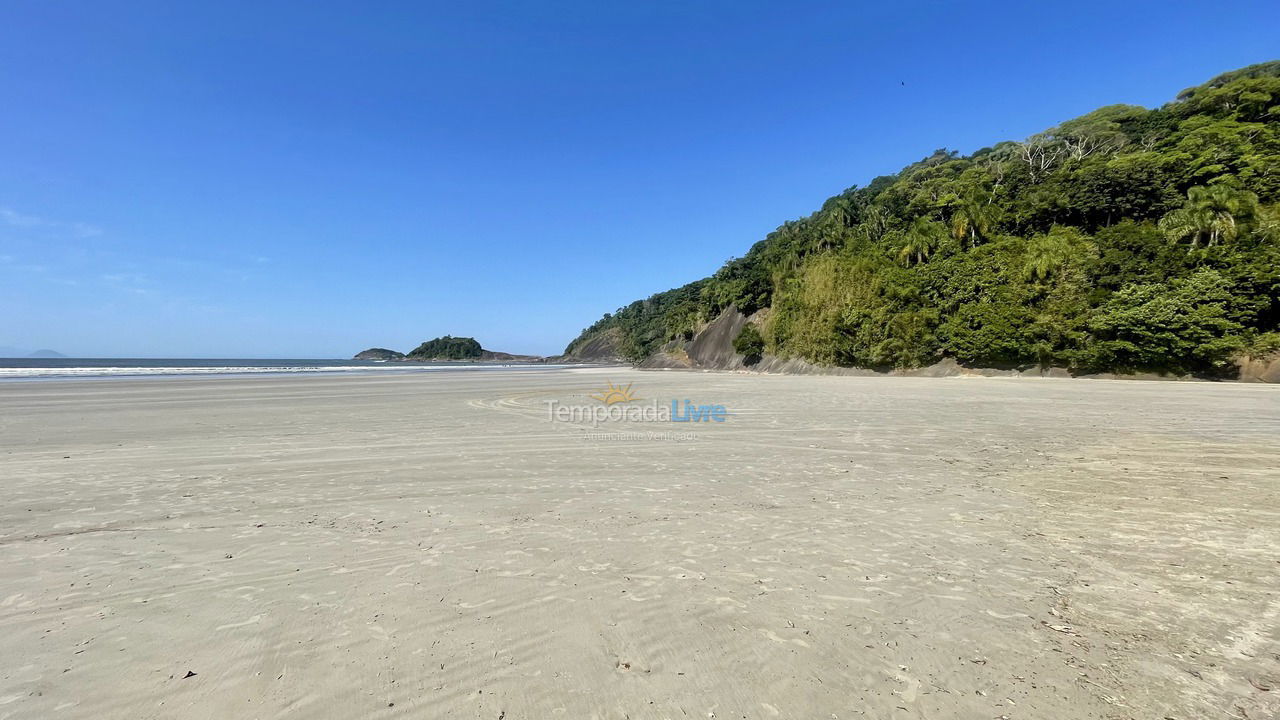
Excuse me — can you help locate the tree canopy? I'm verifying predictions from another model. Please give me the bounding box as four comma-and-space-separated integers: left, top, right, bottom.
407, 336, 483, 360
565, 62, 1280, 376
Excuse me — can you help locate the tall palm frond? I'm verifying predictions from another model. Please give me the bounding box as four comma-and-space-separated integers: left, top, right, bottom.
898, 217, 947, 266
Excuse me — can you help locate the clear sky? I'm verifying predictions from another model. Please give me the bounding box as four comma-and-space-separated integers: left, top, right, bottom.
2, 1, 1277, 358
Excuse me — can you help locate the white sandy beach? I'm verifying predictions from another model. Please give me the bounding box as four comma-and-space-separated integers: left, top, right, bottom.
1, 367, 1277, 719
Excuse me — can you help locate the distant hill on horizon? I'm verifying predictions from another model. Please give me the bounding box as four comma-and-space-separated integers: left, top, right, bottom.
0, 347, 68, 358
354, 336, 543, 363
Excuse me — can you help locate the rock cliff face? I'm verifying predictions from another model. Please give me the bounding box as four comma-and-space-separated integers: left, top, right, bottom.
1238, 354, 1280, 383
639, 309, 750, 370
558, 327, 626, 363
634, 308, 750, 371
625, 307, 1279, 382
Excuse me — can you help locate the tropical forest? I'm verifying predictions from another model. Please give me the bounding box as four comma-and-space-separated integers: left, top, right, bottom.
566, 62, 1280, 376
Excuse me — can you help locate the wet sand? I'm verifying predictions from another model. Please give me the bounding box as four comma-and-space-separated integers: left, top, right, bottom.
1, 368, 1277, 719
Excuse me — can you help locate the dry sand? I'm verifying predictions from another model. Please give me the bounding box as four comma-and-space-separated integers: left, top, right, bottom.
1, 367, 1277, 719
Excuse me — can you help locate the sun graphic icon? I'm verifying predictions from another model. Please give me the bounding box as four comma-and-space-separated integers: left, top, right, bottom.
590, 381, 639, 406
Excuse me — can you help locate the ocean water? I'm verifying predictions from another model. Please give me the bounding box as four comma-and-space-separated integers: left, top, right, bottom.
0, 357, 561, 380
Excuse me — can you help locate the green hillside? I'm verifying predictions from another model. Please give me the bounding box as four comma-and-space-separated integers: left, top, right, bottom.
407, 336, 483, 360
566, 62, 1280, 376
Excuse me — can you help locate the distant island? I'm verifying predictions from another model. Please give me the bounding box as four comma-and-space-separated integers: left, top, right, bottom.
354, 336, 543, 363
0, 347, 68, 358
408, 335, 483, 360
353, 348, 405, 361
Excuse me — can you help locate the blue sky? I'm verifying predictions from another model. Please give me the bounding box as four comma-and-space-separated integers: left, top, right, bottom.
2, 1, 1277, 357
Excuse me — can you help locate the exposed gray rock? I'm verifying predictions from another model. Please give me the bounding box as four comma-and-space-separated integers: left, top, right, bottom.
1237, 354, 1280, 383
630, 307, 1276, 382
562, 327, 626, 363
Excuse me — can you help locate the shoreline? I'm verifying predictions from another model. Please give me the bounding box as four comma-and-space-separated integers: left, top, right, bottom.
0, 361, 602, 382
637, 356, 1277, 383
2, 370, 1277, 718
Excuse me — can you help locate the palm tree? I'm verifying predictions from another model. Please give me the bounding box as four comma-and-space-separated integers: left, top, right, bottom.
860, 205, 892, 243
950, 190, 999, 248
1023, 232, 1074, 281
824, 195, 856, 228
1158, 205, 1216, 249
898, 217, 946, 266
1160, 185, 1259, 249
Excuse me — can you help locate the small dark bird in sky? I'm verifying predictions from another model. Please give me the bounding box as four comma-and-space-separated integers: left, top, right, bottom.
900, 80, 905, 86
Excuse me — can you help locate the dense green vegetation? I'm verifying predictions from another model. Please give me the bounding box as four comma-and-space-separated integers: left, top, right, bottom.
353, 347, 405, 361
407, 336, 483, 360
566, 62, 1280, 376
733, 325, 765, 365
